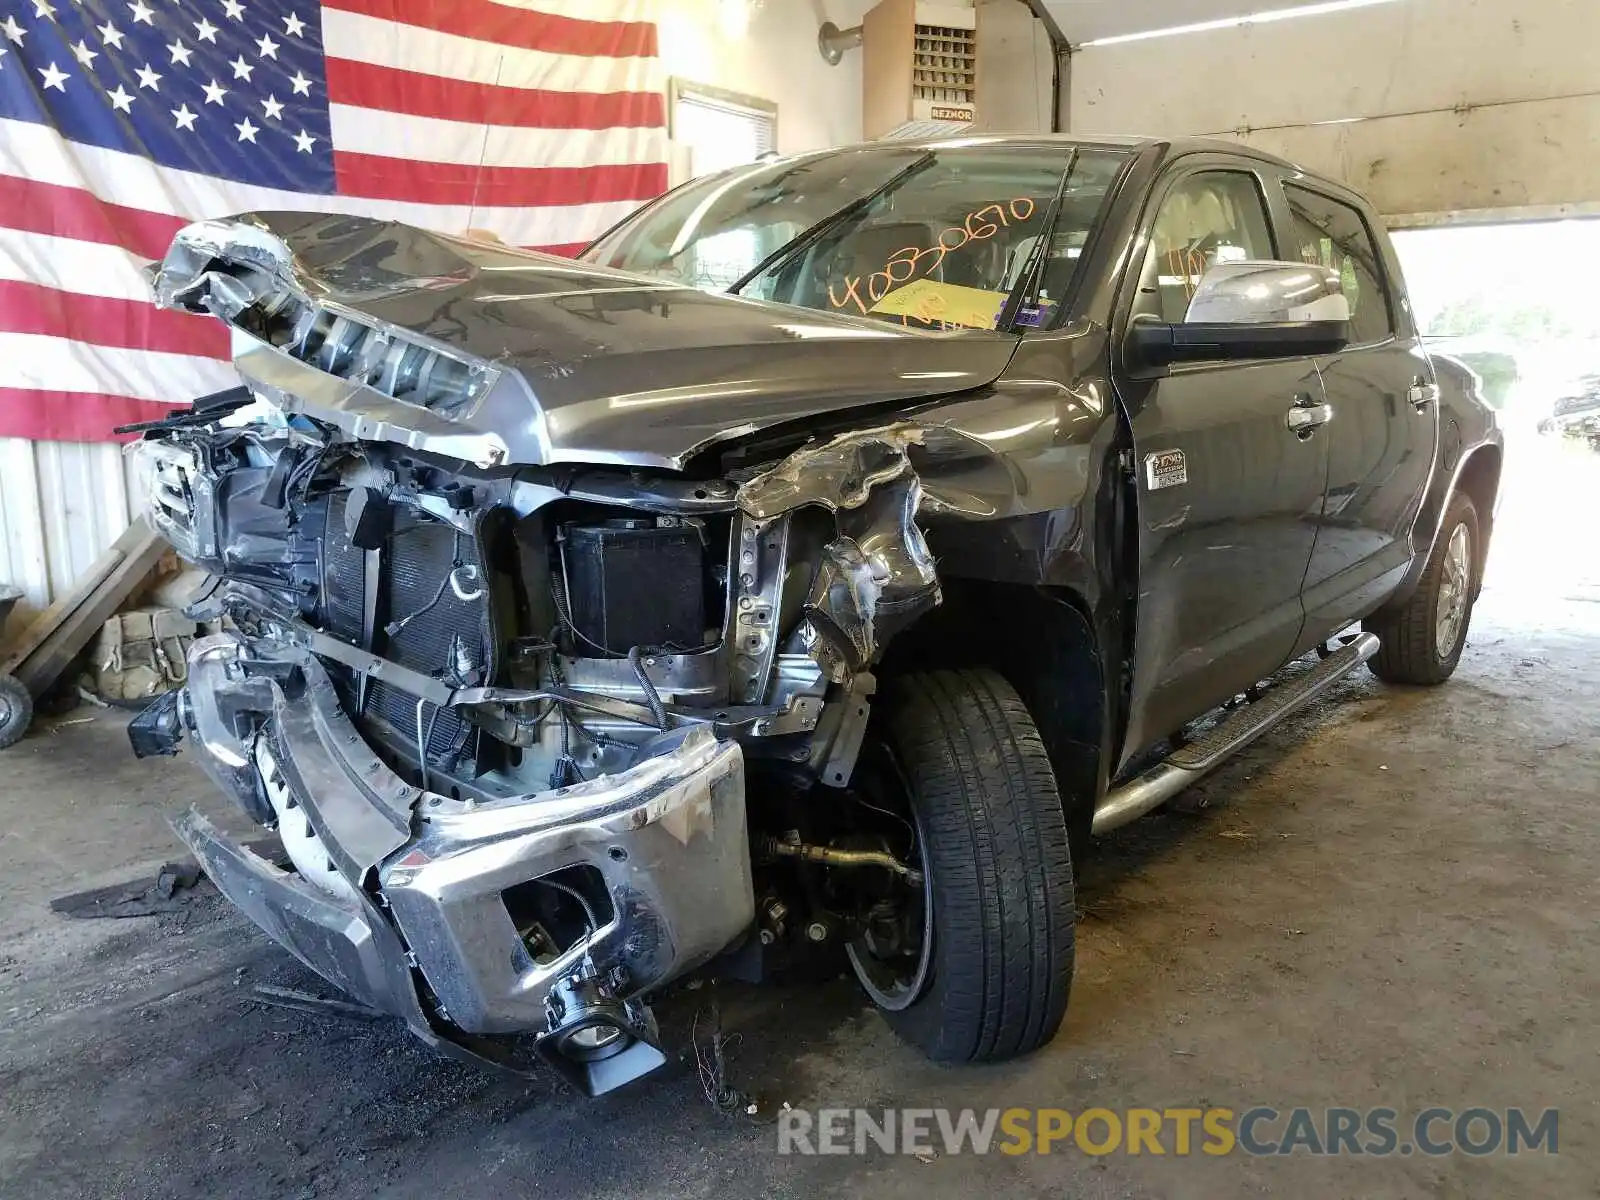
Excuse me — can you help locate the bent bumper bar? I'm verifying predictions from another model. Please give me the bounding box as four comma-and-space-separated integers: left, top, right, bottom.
174, 807, 443, 1034
165, 632, 754, 1078
380, 728, 750, 1034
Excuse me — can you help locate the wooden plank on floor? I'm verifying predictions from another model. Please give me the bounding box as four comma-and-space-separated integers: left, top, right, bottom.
9, 519, 167, 697
0, 540, 126, 674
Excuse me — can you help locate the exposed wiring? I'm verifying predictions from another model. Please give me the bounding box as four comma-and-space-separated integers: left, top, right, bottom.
414, 696, 439, 794
387, 571, 452, 637
565, 721, 631, 750
500, 632, 563, 732
386, 531, 463, 637
508, 699, 562, 729
844, 791, 918, 859
660, 633, 723, 655
285, 448, 323, 501
540, 878, 599, 933
548, 704, 585, 789
691, 1001, 759, 1119
627, 645, 669, 730
437, 716, 471, 775
545, 648, 584, 788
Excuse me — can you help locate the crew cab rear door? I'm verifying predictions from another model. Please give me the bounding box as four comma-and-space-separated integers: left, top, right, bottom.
1264, 176, 1440, 637
1111, 157, 1330, 765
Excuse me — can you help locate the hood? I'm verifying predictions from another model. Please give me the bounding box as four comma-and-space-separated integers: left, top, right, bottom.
151, 213, 1023, 470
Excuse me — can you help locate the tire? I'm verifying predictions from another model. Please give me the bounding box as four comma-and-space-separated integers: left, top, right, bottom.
0, 673, 32, 749
1366, 492, 1479, 685
872, 668, 1076, 1063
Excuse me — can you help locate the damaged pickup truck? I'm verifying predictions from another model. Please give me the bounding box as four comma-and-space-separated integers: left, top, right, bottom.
128, 137, 1502, 1094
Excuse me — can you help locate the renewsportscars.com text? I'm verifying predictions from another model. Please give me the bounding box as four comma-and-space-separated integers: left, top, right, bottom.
777, 1106, 1558, 1158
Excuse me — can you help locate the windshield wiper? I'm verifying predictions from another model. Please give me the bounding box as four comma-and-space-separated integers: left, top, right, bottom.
726, 150, 938, 295
996, 147, 1080, 334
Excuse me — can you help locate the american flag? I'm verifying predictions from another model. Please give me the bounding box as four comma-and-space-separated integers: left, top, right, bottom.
0, 0, 668, 442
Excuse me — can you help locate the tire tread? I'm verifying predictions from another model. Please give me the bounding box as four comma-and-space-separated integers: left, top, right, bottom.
882, 668, 1075, 1063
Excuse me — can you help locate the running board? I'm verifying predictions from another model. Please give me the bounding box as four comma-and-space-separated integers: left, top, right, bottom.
1091, 632, 1380, 836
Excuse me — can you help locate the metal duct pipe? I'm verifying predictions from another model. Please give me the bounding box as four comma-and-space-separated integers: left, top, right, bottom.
817, 20, 864, 65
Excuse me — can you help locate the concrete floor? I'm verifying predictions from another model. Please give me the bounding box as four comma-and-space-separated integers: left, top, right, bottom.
1, 429, 1595, 1199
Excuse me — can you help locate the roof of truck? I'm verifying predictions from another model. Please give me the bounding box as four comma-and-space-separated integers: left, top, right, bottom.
860, 132, 1300, 170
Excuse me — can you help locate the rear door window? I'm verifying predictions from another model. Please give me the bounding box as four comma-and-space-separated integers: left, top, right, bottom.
1282, 184, 1395, 344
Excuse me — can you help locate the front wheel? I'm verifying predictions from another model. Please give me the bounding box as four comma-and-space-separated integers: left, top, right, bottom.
1366, 492, 1480, 685
853, 668, 1076, 1063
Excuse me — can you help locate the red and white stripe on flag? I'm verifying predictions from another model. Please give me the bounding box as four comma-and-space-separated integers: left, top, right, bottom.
0, 0, 668, 443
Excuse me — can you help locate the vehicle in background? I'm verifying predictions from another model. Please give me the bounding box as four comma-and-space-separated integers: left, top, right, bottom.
1538, 373, 1600, 449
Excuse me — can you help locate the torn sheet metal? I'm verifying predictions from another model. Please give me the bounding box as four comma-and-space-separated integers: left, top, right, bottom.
738, 426, 943, 676
736, 424, 931, 520
805, 476, 941, 677
149, 218, 306, 318
735, 421, 1007, 521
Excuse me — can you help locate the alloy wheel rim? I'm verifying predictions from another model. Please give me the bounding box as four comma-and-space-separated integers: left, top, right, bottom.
845, 747, 935, 1012
1434, 522, 1472, 659
846, 829, 934, 1011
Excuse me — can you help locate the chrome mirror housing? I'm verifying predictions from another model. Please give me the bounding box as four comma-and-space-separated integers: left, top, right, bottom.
1185, 261, 1351, 325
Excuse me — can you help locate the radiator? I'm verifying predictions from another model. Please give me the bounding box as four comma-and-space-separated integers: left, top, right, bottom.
321, 492, 490, 769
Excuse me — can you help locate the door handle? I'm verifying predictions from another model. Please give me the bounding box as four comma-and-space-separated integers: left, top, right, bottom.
1408, 382, 1440, 410
1286, 402, 1334, 433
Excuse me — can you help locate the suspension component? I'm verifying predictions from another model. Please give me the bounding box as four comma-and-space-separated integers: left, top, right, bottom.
763, 836, 923, 885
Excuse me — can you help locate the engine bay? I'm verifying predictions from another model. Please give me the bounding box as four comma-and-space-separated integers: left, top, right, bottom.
137, 393, 949, 834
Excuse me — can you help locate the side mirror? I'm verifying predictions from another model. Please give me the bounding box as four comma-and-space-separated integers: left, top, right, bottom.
1129, 261, 1351, 367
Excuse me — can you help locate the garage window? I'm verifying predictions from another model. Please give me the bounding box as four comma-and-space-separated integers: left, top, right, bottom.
1283, 185, 1394, 344
671, 81, 777, 179
661, 83, 780, 290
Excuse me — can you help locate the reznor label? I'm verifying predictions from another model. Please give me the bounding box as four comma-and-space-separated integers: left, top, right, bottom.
1144, 449, 1188, 491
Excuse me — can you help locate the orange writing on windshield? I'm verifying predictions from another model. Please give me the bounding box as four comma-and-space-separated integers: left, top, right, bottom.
828, 198, 1038, 318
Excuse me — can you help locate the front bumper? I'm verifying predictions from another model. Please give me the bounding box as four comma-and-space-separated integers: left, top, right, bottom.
163, 632, 754, 1085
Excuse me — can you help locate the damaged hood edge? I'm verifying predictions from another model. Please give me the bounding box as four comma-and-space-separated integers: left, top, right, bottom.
151, 213, 1024, 470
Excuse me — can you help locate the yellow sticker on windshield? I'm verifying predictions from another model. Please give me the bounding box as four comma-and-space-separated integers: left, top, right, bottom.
869, 279, 1009, 330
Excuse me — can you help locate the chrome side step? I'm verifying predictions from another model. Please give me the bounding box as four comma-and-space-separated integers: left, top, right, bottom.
1091, 632, 1380, 836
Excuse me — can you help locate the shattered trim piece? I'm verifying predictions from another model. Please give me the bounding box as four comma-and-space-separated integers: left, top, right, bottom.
737, 426, 943, 678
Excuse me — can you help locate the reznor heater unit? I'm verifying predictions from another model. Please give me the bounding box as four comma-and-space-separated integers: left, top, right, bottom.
863, 0, 979, 139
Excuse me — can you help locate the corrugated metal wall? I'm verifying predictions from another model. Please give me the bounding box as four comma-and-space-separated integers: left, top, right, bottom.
0, 438, 141, 623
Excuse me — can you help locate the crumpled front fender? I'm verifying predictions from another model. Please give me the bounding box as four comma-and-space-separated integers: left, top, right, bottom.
733, 423, 997, 677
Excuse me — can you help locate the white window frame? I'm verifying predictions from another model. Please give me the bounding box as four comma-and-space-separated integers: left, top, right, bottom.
667, 78, 779, 184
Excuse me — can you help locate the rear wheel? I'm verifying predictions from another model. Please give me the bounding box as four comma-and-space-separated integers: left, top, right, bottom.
852, 668, 1075, 1063
1366, 492, 1480, 685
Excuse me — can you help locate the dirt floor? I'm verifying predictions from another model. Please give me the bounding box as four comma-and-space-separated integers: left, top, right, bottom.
1, 427, 1596, 1199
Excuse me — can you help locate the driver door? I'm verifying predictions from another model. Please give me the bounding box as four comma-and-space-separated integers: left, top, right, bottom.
1114, 162, 1331, 765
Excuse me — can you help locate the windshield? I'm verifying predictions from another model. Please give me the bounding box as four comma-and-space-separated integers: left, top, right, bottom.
582, 144, 1130, 333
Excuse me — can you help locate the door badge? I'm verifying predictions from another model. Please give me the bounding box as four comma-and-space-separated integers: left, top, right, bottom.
1144, 449, 1188, 491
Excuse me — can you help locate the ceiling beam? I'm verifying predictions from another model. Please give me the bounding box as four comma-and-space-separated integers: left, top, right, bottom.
1020, 0, 1068, 49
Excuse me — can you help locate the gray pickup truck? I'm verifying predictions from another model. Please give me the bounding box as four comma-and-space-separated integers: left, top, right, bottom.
126, 135, 1501, 1095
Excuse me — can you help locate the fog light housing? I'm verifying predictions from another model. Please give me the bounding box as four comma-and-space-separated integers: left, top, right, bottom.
536, 964, 666, 1095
